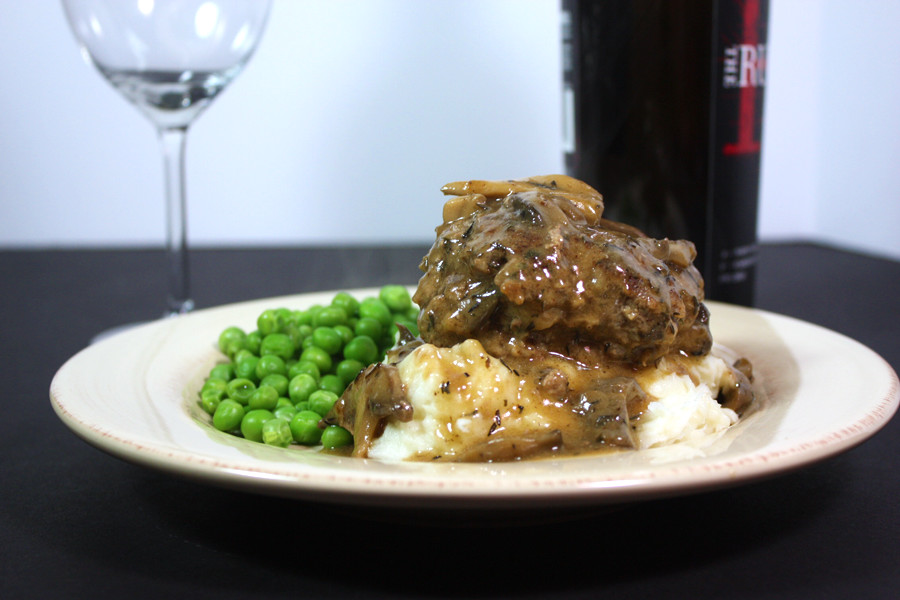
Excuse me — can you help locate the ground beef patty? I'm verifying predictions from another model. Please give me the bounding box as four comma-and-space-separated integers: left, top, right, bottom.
413, 175, 712, 367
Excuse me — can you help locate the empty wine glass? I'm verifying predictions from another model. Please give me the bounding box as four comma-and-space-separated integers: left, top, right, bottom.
62, 0, 272, 319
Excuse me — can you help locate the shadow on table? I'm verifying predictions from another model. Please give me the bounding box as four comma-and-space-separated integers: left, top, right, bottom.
126, 462, 847, 599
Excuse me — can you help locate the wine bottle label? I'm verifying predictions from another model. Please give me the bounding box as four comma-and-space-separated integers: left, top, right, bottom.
708, 0, 768, 303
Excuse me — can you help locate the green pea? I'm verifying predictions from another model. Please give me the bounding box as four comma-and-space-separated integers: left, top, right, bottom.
262, 418, 294, 448
240, 409, 274, 442
312, 306, 348, 328
259, 373, 290, 398
208, 363, 235, 381
218, 326, 246, 355
275, 397, 294, 410
222, 340, 244, 360
308, 390, 339, 417
334, 324, 354, 346
260, 333, 294, 361
359, 297, 392, 328
247, 385, 279, 411
354, 316, 383, 341
289, 410, 323, 445
213, 399, 245, 432
255, 354, 287, 380
202, 377, 228, 396
321, 425, 353, 449
331, 291, 360, 317
312, 327, 343, 355
300, 346, 332, 374
234, 354, 260, 381
380, 285, 412, 313
274, 405, 297, 422
288, 360, 321, 380
226, 378, 256, 405
285, 322, 312, 349
293, 309, 314, 326
233, 348, 254, 364
336, 358, 365, 385
200, 389, 222, 415
288, 373, 319, 404
244, 331, 262, 355
343, 335, 378, 365
257, 309, 284, 336
306, 304, 325, 321
318, 374, 344, 396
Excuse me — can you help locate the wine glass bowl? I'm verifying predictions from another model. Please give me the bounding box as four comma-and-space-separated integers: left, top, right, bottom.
62, 0, 271, 317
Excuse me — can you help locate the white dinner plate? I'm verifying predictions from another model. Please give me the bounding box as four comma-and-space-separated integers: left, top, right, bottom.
50, 289, 899, 511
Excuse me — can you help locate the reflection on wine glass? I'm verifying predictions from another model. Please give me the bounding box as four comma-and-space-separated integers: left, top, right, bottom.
62, 0, 272, 319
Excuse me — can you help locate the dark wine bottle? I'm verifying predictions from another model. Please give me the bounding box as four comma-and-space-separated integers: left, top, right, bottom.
562, 0, 768, 305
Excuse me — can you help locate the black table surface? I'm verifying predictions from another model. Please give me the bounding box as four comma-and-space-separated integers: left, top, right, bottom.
2, 242, 898, 599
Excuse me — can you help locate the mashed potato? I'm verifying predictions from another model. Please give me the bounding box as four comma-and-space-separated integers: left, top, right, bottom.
635, 356, 739, 450
367, 340, 739, 461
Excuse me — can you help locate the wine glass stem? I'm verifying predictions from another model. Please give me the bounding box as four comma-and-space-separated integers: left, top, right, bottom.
158, 126, 194, 316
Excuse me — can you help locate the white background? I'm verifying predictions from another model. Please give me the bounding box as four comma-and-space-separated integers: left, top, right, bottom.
1, 0, 898, 260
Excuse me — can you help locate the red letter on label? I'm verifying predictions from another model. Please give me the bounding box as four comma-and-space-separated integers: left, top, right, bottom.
723, 0, 763, 155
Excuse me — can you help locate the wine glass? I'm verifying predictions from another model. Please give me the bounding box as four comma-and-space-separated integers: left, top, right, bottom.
62, 0, 272, 321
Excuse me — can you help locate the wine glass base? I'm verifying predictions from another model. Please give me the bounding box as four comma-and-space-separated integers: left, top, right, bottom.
166, 298, 195, 318
89, 321, 146, 345
89, 300, 194, 345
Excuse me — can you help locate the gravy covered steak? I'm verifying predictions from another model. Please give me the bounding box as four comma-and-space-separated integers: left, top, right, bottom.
328, 176, 754, 461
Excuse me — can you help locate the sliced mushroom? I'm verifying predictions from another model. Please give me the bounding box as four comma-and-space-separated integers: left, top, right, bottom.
326, 363, 412, 458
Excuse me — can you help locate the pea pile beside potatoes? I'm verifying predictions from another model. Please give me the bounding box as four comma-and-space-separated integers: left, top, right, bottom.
198, 286, 418, 450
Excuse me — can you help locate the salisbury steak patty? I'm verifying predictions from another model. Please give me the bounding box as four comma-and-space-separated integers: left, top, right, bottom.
413, 175, 712, 367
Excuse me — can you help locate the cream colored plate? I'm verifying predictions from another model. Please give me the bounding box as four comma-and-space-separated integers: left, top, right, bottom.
50, 290, 899, 510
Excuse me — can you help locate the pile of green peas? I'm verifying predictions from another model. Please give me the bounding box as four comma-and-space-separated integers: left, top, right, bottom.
198, 285, 418, 450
